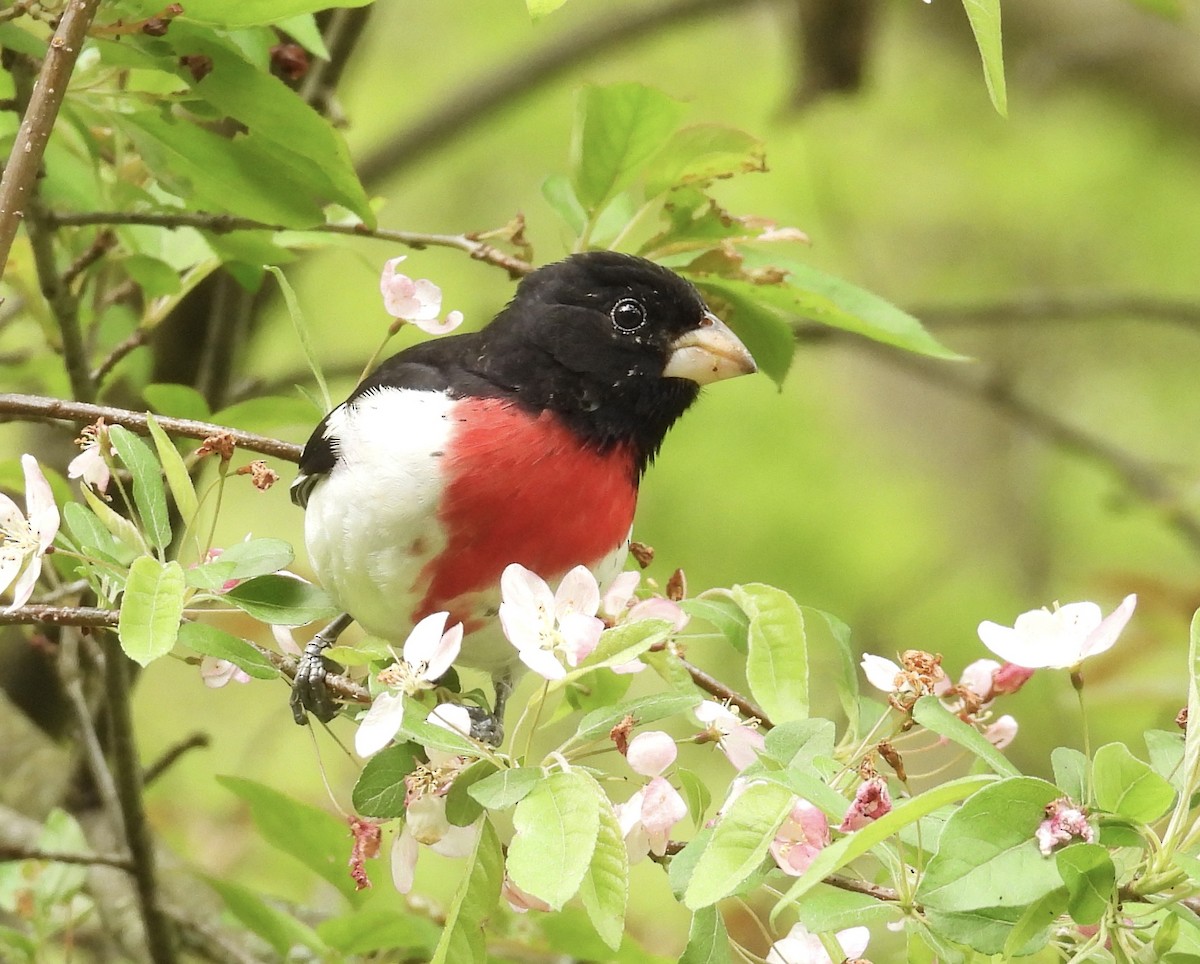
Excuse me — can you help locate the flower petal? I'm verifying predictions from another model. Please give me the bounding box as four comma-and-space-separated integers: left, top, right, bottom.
555, 565, 601, 621
558, 612, 603, 666
402, 611, 450, 667
355, 691, 406, 758
626, 730, 677, 777
518, 646, 566, 680
1080, 594, 1136, 660
21, 455, 58, 549
423, 622, 463, 681
602, 570, 641, 617
5, 557, 40, 611
860, 654, 903, 692
391, 825, 419, 894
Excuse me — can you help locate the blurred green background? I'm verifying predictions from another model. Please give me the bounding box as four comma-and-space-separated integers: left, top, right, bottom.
10, 0, 1199, 956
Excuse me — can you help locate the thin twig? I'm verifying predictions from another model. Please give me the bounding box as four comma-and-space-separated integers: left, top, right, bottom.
91, 328, 152, 384
143, 733, 211, 787
0, 844, 134, 871
44, 210, 535, 279
0, 392, 304, 462
678, 655, 774, 729
0, 0, 103, 279
0, 604, 120, 627
56, 634, 124, 828
100, 635, 178, 964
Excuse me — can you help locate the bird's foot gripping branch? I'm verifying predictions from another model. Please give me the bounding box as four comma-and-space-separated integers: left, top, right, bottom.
6, 423, 1200, 961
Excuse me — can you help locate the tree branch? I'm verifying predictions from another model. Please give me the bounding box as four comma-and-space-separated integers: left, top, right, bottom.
0, 0, 103, 280
0, 843, 133, 871
0, 392, 304, 463
44, 210, 535, 279
678, 654, 774, 729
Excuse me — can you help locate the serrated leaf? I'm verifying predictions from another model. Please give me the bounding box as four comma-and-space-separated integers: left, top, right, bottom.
574, 618, 672, 677
186, 538, 296, 591
468, 767, 542, 810
569, 692, 701, 748
734, 583, 808, 725
998, 887, 1069, 959
219, 776, 363, 902
351, 743, 422, 818
176, 622, 278, 679
1056, 844, 1115, 926
579, 775, 628, 951
542, 172, 586, 234
802, 607, 860, 739
684, 780, 794, 909
762, 719, 836, 769
682, 593, 749, 653
145, 413, 198, 523
645, 124, 765, 198
81, 484, 148, 557
118, 557, 185, 666
430, 820, 504, 964
677, 768, 712, 830
222, 574, 338, 626
572, 83, 687, 210
507, 771, 599, 909
1092, 742, 1176, 823
680, 906, 730, 964
62, 502, 135, 566
913, 696, 1020, 777
961, 0, 1008, 117
777, 775, 1000, 918
316, 903, 440, 956
109, 425, 171, 553
395, 699, 478, 757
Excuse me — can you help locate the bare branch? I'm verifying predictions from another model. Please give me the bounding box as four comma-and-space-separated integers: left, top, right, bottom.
0, 392, 304, 463
0, 843, 134, 871
0, 0, 103, 279
44, 210, 535, 279
143, 733, 211, 787
0, 604, 120, 627
678, 655, 774, 730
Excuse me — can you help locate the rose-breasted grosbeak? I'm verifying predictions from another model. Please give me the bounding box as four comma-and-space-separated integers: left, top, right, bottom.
289, 251, 755, 725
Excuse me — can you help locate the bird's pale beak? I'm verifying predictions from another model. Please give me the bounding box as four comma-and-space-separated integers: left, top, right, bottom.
663, 311, 757, 385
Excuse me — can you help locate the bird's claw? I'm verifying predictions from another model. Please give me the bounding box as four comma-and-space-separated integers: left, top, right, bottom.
290, 638, 343, 725
465, 705, 504, 747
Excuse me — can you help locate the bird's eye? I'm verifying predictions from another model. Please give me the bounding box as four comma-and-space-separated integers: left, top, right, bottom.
610, 298, 646, 333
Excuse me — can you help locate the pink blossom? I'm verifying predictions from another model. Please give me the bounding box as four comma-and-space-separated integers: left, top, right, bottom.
1036, 799, 1094, 856
769, 798, 829, 876
502, 875, 552, 913
200, 657, 250, 688
355, 613, 464, 757
839, 777, 892, 832
694, 700, 765, 771
766, 922, 870, 964
67, 439, 113, 494
978, 595, 1136, 669
390, 797, 480, 894
499, 563, 605, 680
380, 256, 463, 335
0, 455, 60, 611
615, 776, 687, 861
992, 661, 1035, 695
626, 730, 677, 776
984, 714, 1018, 749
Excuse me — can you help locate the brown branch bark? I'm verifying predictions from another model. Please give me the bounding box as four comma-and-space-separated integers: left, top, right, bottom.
0, 843, 133, 871
0, 0, 103, 280
678, 655, 774, 730
0, 392, 305, 463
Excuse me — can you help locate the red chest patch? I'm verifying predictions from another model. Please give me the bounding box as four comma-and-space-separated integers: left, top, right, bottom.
418, 398, 637, 621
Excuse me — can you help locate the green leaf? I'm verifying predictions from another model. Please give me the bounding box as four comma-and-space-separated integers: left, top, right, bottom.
207, 876, 328, 956
802, 607, 860, 738
961, 0, 1008, 117
1051, 746, 1089, 801
684, 780, 794, 909
1092, 742, 1176, 823
1055, 843, 1115, 925
118, 557, 185, 666
167, 27, 371, 221
690, 277, 796, 386
527, 0, 570, 18
109, 425, 171, 553
1146, 729, 1186, 790
569, 692, 701, 748
572, 83, 687, 210
350, 743, 422, 819
507, 771, 599, 909
679, 906, 731, 964
395, 699, 478, 757
912, 696, 1020, 777
793, 882, 901, 934
998, 887, 1069, 960
733, 583, 808, 725
677, 768, 712, 830
135, 0, 372, 27
218, 776, 363, 902
682, 592, 749, 653
468, 766, 542, 810
186, 538, 296, 591
316, 902, 440, 956
579, 777, 629, 952
763, 719, 836, 769
62, 502, 135, 566
212, 394, 321, 433
445, 760, 500, 827
176, 622, 278, 679
575, 618, 673, 677
542, 173, 587, 234
428, 818, 501, 964
222, 574, 339, 626
645, 124, 765, 198
145, 414, 198, 523
913, 777, 1063, 955
81, 484, 149, 558
778, 775, 1001, 915
267, 265, 332, 413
